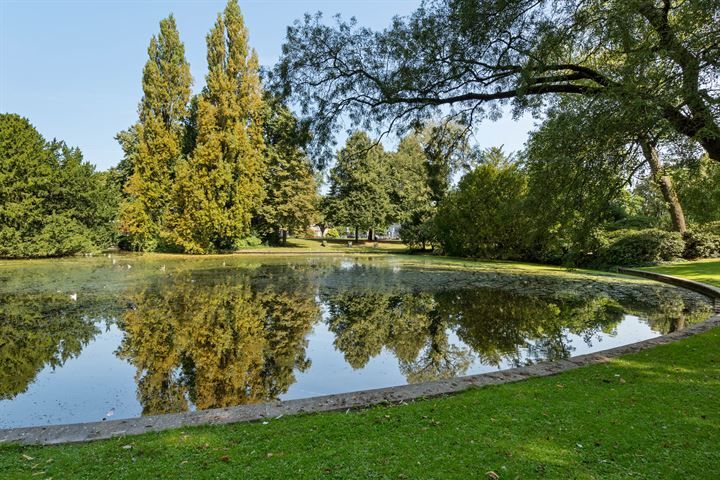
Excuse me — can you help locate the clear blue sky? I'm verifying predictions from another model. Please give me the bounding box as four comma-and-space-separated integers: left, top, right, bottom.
0, 0, 533, 171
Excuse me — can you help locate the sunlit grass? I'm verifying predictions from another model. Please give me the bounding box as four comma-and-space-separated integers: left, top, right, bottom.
643, 259, 720, 287
1, 317, 718, 479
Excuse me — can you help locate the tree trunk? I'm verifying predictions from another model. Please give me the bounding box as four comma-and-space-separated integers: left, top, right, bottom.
639, 138, 687, 234
354, 226, 359, 242
282, 229, 288, 245
368, 228, 374, 241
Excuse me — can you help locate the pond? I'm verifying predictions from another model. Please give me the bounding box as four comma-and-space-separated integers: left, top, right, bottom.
0, 255, 713, 428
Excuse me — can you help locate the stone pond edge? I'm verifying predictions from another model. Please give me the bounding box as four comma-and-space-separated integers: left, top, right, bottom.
2, 268, 719, 446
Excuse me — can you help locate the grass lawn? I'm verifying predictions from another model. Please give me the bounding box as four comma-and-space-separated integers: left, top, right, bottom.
233, 237, 411, 254
643, 259, 720, 288
1, 262, 718, 479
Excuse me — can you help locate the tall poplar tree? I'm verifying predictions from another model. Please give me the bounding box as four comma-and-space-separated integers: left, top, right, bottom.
165, 0, 267, 253
118, 15, 192, 251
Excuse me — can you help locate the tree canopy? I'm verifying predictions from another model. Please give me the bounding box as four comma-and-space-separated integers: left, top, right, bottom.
277, 0, 720, 163
0, 114, 119, 258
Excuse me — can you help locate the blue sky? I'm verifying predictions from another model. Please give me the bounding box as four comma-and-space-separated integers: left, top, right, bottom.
1, 0, 533, 171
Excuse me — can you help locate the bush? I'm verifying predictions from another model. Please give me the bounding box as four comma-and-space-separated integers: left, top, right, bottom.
325, 228, 340, 238
683, 230, 720, 259
233, 236, 263, 248
434, 161, 529, 259
604, 215, 659, 231
593, 228, 685, 267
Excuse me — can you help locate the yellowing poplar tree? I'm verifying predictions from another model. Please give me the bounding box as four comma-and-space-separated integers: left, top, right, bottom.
165, 0, 267, 253
119, 15, 192, 251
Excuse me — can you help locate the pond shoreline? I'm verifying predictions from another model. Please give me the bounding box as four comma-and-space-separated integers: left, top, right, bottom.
2, 270, 718, 446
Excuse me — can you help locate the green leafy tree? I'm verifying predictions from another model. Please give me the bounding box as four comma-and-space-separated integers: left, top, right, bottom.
389, 134, 436, 248
165, 0, 267, 253
278, 1, 720, 164
434, 150, 529, 259
258, 100, 319, 244
118, 15, 192, 251
0, 114, 118, 258
326, 131, 392, 241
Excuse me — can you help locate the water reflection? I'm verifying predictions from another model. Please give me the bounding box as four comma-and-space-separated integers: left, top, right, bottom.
0, 257, 713, 425
117, 268, 319, 415
0, 293, 102, 399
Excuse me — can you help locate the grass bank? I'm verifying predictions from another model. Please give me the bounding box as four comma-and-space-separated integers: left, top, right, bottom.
233, 237, 410, 254
1, 262, 718, 479
643, 259, 720, 288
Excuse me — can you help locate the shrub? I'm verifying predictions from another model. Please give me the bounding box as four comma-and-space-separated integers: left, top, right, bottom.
683, 230, 720, 259
434, 161, 529, 259
233, 236, 263, 248
593, 228, 685, 266
604, 215, 659, 231
325, 228, 340, 238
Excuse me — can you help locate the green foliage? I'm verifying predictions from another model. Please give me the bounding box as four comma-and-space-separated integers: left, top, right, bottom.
0, 114, 119, 258
257, 100, 319, 244
164, 0, 267, 253
233, 235, 263, 249
118, 14, 192, 251
325, 228, 340, 238
592, 229, 685, 267
682, 230, 720, 259
434, 154, 528, 259
279, 0, 720, 163
675, 156, 720, 225
326, 131, 393, 233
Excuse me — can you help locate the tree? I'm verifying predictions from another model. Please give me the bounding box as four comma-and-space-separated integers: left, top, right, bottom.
278, 0, 720, 164
434, 150, 528, 259
389, 134, 435, 248
165, 0, 267, 253
0, 114, 119, 258
674, 156, 720, 225
326, 131, 393, 241
258, 100, 319, 244
118, 14, 192, 251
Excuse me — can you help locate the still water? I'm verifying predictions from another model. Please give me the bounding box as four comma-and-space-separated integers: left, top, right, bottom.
0, 255, 712, 428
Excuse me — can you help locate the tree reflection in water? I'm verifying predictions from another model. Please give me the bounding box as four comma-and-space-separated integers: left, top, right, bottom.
0, 293, 103, 400
117, 266, 320, 415
2, 259, 713, 418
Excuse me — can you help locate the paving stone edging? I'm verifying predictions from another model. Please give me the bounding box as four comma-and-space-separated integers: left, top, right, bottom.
2, 271, 719, 446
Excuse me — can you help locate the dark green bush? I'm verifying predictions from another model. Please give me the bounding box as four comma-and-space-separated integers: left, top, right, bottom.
683, 230, 720, 259
434, 161, 528, 259
593, 228, 685, 266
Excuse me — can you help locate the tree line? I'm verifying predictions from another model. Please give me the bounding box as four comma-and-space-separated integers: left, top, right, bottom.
2, 0, 719, 265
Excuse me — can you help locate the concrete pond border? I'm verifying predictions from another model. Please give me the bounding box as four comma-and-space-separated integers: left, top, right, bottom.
1, 268, 719, 446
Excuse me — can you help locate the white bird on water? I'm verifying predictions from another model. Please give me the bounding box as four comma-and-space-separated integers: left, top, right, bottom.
69, 293, 77, 302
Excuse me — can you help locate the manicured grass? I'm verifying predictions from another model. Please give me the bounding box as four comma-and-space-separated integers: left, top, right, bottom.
1, 260, 718, 479
643, 259, 720, 288
233, 237, 410, 254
